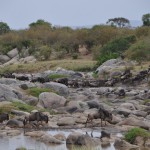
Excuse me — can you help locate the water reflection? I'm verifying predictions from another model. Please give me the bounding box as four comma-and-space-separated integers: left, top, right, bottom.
0, 130, 117, 150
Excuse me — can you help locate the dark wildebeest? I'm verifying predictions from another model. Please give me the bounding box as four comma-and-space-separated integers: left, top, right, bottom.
23, 112, 48, 126
98, 107, 113, 126
85, 107, 113, 127
100, 130, 111, 140
55, 78, 68, 86
0, 113, 9, 123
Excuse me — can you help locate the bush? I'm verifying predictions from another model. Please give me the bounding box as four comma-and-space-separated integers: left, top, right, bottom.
48, 74, 69, 79
124, 128, 150, 144
26, 87, 56, 97
125, 37, 150, 62
36, 45, 52, 60
97, 35, 136, 65
12, 101, 34, 112
72, 53, 78, 59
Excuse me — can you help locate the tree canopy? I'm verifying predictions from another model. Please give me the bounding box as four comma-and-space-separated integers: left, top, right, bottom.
0, 22, 10, 35
142, 13, 150, 26
29, 19, 52, 28
106, 17, 130, 28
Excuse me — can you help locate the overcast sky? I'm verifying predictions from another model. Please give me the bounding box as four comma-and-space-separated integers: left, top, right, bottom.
0, 0, 149, 29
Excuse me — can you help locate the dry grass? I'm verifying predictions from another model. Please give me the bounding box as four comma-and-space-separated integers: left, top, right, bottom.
0, 59, 96, 73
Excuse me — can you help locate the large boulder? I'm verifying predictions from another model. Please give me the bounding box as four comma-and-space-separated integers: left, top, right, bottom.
114, 139, 139, 150
0, 84, 19, 101
6, 119, 23, 128
118, 117, 150, 130
0, 55, 10, 63
57, 117, 75, 126
0, 78, 19, 85
120, 103, 136, 110
19, 56, 36, 64
66, 132, 100, 146
38, 92, 66, 109
43, 82, 69, 96
96, 59, 135, 75
7, 48, 18, 58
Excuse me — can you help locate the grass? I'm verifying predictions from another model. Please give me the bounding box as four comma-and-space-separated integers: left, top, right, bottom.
16, 147, 27, 150
0, 59, 96, 74
124, 127, 150, 144
11, 101, 35, 112
48, 74, 69, 79
142, 99, 150, 105
26, 87, 56, 97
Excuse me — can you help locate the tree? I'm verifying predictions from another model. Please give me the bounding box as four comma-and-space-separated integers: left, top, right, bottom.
106, 17, 130, 28
0, 22, 10, 35
142, 13, 150, 26
29, 19, 52, 28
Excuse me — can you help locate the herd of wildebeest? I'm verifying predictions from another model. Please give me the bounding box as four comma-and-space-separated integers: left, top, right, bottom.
0, 66, 150, 129
0, 66, 150, 88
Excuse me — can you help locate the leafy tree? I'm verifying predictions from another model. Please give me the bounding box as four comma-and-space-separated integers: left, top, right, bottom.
0, 22, 10, 35
29, 19, 52, 28
142, 13, 150, 26
96, 35, 136, 65
106, 17, 130, 28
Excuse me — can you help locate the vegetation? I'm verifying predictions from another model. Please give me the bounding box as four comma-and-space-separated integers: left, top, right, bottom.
0, 22, 10, 35
125, 37, 150, 62
48, 74, 69, 79
0, 13, 149, 71
26, 87, 56, 97
96, 35, 136, 65
124, 128, 150, 144
106, 17, 130, 27
142, 13, 150, 26
11, 101, 35, 112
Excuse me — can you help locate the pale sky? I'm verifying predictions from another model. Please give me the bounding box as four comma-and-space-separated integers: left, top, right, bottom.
0, 0, 149, 29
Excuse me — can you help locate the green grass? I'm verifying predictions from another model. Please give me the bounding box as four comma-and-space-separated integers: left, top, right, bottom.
142, 99, 150, 105
16, 147, 27, 150
48, 74, 69, 79
26, 87, 56, 97
124, 128, 150, 144
11, 101, 35, 112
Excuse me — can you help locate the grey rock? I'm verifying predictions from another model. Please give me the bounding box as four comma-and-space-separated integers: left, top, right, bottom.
7, 48, 18, 58
57, 117, 75, 126
6, 119, 23, 128
0, 55, 10, 63
38, 92, 66, 109
43, 82, 69, 96
0, 84, 19, 101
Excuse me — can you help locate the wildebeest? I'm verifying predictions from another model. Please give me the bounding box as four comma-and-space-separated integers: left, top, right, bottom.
23, 112, 49, 126
85, 107, 113, 127
55, 78, 68, 86
100, 130, 111, 140
0, 113, 9, 123
99, 107, 113, 125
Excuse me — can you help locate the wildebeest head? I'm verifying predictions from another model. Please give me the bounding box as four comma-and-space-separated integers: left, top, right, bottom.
43, 115, 49, 123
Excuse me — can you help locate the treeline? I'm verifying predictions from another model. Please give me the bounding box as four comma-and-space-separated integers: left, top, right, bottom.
0, 16, 150, 64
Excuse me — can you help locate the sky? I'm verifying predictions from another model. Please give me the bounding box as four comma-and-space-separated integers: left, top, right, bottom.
0, 0, 150, 29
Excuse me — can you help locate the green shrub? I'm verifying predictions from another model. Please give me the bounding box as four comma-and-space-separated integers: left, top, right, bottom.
124, 128, 150, 144
11, 101, 34, 112
36, 45, 52, 60
72, 53, 78, 59
27, 87, 55, 97
97, 35, 136, 65
48, 74, 69, 80
125, 37, 150, 62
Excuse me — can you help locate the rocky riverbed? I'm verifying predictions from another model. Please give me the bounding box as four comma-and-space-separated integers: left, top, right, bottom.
0, 59, 150, 150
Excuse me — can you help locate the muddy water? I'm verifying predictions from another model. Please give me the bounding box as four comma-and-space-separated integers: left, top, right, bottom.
0, 129, 122, 150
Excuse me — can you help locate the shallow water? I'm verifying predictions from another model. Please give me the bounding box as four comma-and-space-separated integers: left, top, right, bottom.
0, 129, 121, 150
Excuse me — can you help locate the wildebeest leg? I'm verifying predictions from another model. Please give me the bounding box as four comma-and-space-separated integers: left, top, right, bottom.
101, 119, 103, 127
